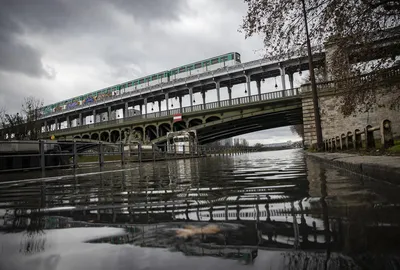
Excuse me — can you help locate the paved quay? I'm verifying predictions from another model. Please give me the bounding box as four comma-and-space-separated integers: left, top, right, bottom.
307, 152, 400, 184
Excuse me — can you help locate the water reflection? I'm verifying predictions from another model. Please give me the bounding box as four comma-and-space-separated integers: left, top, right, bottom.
1, 149, 400, 269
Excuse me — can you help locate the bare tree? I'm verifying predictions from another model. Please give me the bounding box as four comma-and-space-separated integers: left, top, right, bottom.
22, 96, 44, 140
241, 0, 400, 116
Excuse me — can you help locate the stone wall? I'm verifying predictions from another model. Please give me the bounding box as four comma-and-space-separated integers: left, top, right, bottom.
302, 84, 400, 147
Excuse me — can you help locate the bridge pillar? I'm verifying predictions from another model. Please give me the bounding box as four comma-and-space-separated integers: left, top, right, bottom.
164, 93, 169, 114
288, 72, 294, 90
78, 113, 82, 126
202, 91, 206, 109
55, 118, 58, 130
215, 81, 221, 106
92, 109, 96, 124
280, 65, 286, 91
144, 98, 148, 116
44, 120, 48, 132
158, 100, 162, 112
179, 96, 183, 112
256, 79, 261, 99
66, 116, 70, 128
124, 102, 128, 118
189, 87, 193, 108
228, 86, 232, 105
245, 74, 251, 96
107, 106, 111, 121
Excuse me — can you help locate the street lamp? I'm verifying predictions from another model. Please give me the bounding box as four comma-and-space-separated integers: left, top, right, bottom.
301, 0, 323, 149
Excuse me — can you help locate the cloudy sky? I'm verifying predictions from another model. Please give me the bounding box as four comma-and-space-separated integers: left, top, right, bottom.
0, 0, 302, 144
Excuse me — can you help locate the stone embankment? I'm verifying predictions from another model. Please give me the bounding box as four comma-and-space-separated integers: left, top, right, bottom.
307, 152, 400, 184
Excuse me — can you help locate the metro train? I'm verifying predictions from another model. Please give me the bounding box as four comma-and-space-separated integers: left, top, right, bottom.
42, 52, 242, 116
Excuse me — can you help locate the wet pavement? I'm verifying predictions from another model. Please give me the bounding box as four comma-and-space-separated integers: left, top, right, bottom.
1, 149, 400, 270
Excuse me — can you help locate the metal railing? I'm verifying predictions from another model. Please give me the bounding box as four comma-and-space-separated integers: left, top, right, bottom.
0, 140, 257, 173
43, 88, 300, 135
323, 119, 395, 151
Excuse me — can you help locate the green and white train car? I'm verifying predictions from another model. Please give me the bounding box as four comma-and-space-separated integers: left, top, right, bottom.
41, 52, 241, 117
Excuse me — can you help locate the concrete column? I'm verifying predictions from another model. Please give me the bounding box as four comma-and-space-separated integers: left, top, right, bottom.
256, 79, 261, 98
78, 113, 82, 126
124, 102, 128, 118
202, 91, 206, 109
189, 87, 193, 107
216, 81, 221, 106
246, 74, 251, 96
288, 73, 294, 90
144, 98, 148, 115
280, 66, 286, 90
66, 116, 70, 128
179, 96, 183, 112
108, 106, 112, 121
92, 110, 96, 124
44, 120, 48, 132
228, 86, 232, 105
165, 93, 169, 113
158, 100, 162, 112
55, 118, 58, 130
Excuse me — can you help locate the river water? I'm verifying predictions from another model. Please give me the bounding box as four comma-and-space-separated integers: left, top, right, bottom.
1, 149, 400, 270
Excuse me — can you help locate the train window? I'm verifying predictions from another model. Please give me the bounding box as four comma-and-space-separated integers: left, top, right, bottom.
179, 66, 186, 73
211, 58, 218, 64
139, 79, 144, 84
152, 75, 158, 81
194, 62, 202, 69
221, 56, 228, 62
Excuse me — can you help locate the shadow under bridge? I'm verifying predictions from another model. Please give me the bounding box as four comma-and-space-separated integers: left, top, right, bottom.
152, 98, 303, 145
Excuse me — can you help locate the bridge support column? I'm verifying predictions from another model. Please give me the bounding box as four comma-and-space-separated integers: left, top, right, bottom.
179, 96, 183, 112
92, 110, 96, 124
55, 118, 58, 130
280, 65, 286, 91
158, 100, 162, 112
165, 93, 169, 114
202, 91, 206, 109
228, 86, 232, 105
124, 102, 128, 118
78, 113, 82, 126
189, 87, 193, 108
215, 81, 221, 106
108, 106, 112, 121
256, 79, 261, 99
245, 74, 251, 96
144, 98, 148, 117
288, 72, 294, 90
66, 116, 70, 128
44, 120, 48, 132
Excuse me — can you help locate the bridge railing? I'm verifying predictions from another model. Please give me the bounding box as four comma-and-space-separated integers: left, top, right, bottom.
42, 88, 300, 135
0, 140, 256, 173
323, 119, 395, 152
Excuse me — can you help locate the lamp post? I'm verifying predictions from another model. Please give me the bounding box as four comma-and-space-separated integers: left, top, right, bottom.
301, 0, 323, 150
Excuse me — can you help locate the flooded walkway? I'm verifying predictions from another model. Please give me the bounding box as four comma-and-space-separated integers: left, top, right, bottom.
1, 149, 400, 269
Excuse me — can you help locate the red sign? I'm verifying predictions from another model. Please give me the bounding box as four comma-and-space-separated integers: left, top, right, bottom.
173, 114, 182, 122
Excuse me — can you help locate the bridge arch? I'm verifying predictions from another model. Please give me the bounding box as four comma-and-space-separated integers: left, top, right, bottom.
110, 130, 121, 143
173, 121, 187, 132
91, 133, 99, 141
205, 116, 221, 123
188, 118, 203, 128
82, 134, 90, 140
100, 131, 110, 142
145, 125, 158, 141
121, 128, 130, 142
132, 127, 144, 142
73, 135, 81, 139
159, 123, 172, 137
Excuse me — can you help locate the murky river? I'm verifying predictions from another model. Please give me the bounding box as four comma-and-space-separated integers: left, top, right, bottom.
1, 149, 400, 270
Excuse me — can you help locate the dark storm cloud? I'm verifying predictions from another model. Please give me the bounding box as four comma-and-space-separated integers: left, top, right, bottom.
0, 0, 188, 78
